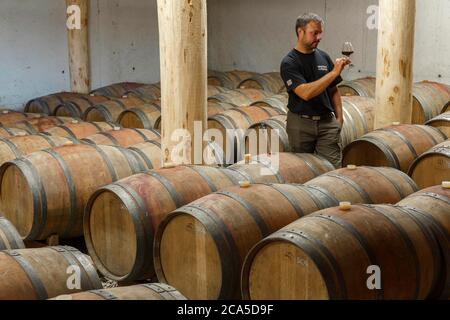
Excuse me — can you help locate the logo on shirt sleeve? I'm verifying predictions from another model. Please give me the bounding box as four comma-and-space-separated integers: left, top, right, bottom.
318, 65, 328, 71
286, 79, 293, 86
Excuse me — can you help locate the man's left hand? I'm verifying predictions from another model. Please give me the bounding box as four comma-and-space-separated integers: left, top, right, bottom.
336, 117, 344, 128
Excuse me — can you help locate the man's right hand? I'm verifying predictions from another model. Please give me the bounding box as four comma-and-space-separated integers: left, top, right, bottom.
332, 58, 351, 76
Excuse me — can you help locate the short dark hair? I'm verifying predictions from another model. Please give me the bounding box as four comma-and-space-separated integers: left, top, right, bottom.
295, 13, 324, 37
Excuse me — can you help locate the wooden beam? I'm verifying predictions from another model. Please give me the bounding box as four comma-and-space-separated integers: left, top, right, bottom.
157, 0, 208, 166
66, 0, 90, 94
374, 0, 416, 128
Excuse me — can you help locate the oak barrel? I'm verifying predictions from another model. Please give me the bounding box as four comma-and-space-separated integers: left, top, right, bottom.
208, 70, 258, 89
425, 112, 450, 138
338, 77, 376, 97
0, 216, 25, 250
0, 134, 76, 167
407, 140, 450, 189
90, 82, 145, 98
242, 204, 443, 300
0, 127, 30, 138
117, 103, 162, 130
412, 81, 450, 124
0, 246, 102, 300
239, 72, 285, 94
208, 89, 271, 107
305, 166, 418, 204
251, 94, 288, 113
124, 84, 161, 101
44, 121, 117, 139
208, 105, 284, 163
82, 96, 148, 123
84, 153, 333, 282
6, 116, 81, 134
53, 95, 111, 117
397, 184, 450, 299
0, 110, 45, 126
52, 283, 186, 300
154, 184, 338, 299
128, 140, 162, 170
343, 124, 447, 172
25, 92, 86, 115
82, 128, 161, 147
0, 143, 149, 240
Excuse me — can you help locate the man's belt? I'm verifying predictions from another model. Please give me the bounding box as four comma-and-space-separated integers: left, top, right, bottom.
298, 113, 334, 121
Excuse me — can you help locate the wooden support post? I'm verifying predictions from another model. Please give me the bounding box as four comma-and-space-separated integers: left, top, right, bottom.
157, 0, 208, 166
374, 0, 416, 129
66, 0, 90, 94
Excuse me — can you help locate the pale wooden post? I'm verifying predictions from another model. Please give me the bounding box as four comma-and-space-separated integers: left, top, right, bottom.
374, 0, 416, 128
66, 0, 90, 93
157, 0, 208, 166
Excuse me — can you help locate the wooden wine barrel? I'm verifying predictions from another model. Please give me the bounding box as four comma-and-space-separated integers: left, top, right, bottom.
82, 128, 161, 147
154, 184, 338, 300
128, 140, 162, 170
246, 96, 376, 155
6, 117, 82, 134
407, 140, 450, 189
44, 121, 117, 140
242, 204, 443, 300
338, 77, 376, 97
397, 184, 450, 299
25, 92, 86, 115
84, 165, 246, 282
0, 217, 25, 250
82, 96, 148, 123
0, 143, 149, 240
239, 72, 285, 94
207, 101, 236, 117
0, 127, 30, 138
208, 89, 271, 107
207, 85, 230, 97
90, 82, 145, 98
412, 81, 450, 124
83, 153, 331, 282
425, 112, 450, 138
208, 70, 258, 89
343, 124, 447, 172
0, 246, 102, 300
52, 283, 187, 300
117, 103, 162, 130
0, 110, 45, 126
208, 105, 284, 163
124, 84, 161, 101
251, 94, 288, 113
53, 95, 111, 117
246, 115, 289, 154
305, 166, 418, 204
0, 134, 76, 167
231, 153, 335, 184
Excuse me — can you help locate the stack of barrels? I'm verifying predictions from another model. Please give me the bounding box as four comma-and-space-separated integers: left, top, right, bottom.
0, 73, 448, 301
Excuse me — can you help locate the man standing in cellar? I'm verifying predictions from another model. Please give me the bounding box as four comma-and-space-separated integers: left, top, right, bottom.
280, 13, 351, 168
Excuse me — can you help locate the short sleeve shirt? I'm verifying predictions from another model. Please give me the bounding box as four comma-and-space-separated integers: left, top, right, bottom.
280, 48, 342, 115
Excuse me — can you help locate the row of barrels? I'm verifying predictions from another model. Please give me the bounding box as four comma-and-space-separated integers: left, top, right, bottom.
0, 231, 186, 300
83, 160, 449, 300
241, 183, 449, 300
339, 77, 450, 124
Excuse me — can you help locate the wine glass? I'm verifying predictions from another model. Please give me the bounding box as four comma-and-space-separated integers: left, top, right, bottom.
341, 41, 354, 68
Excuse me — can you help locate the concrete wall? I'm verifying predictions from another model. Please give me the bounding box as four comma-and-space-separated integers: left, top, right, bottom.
0, 0, 160, 109
208, 0, 450, 85
1, 0, 449, 109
